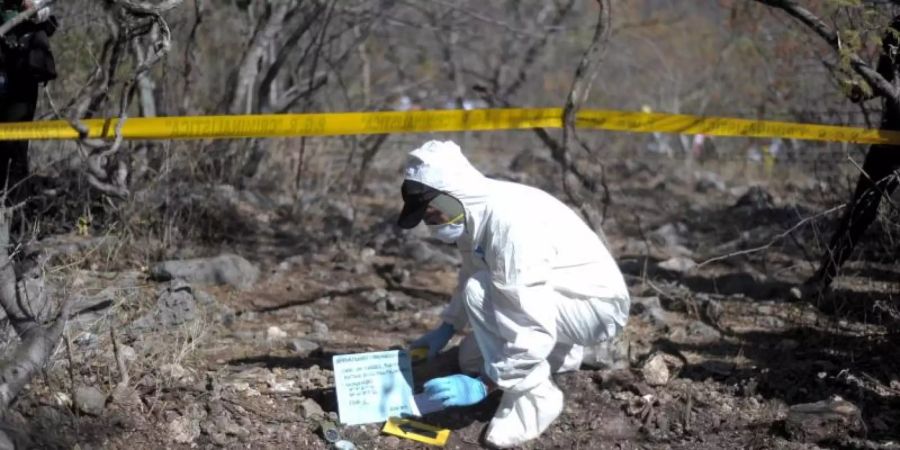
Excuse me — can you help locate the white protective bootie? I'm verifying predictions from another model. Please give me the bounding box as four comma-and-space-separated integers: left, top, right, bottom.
485, 379, 564, 448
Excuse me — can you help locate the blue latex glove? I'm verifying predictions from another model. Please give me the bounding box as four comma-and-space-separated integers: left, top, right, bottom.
409, 322, 455, 360
424, 374, 487, 407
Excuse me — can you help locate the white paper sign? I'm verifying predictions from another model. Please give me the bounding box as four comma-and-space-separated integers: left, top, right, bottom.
333, 350, 416, 425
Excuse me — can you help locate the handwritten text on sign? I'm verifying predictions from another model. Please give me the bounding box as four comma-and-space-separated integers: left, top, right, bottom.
333, 350, 415, 425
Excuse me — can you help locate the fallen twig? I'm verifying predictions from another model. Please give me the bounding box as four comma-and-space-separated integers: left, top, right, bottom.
693, 203, 846, 271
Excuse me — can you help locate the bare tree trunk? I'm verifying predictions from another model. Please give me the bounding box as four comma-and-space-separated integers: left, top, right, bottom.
133, 33, 158, 117
180, 0, 205, 114
256, 1, 328, 113
228, 1, 292, 115
560, 0, 612, 227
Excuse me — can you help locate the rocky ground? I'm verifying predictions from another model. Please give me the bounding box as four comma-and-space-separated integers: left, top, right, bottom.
2, 153, 899, 449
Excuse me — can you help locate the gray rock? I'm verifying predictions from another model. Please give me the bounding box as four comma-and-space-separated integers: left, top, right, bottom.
618, 239, 650, 256
110, 384, 141, 407
334, 440, 357, 450
363, 288, 390, 305
74, 332, 98, 347
150, 254, 260, 290
650, 223, 688, 249
694, 171, 726, 193
631, 296, 669, 328
169, 415, 201, 444
312, 321, 329, 335
299, 398, 325, 419
74, 385, 106, 416
657, 257, 696, 273
733, 185, 774, 210
287, 339, 320, 356
641, 354, 670, 386
686, 320, 721, 340
211, 414, 249, 438
266, 326, 288, 341
785, 397, 863, 443
582, 333, 630, 370
328, 201, 356, 224
130, 284, 198, 331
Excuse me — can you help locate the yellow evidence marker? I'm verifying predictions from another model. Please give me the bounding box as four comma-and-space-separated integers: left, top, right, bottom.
409, 347, 429, 363
382, 417, 450, 447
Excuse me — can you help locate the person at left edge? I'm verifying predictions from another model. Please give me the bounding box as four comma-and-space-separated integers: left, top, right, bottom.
0, 0, 57, 199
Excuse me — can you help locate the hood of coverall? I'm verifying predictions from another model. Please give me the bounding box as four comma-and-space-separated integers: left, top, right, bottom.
402, 140, 491, 247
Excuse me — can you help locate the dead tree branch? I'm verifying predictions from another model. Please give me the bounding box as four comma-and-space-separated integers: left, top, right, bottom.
558, 0, 612, 230
257, 1, 327, 113
0, 209, 68, 410
64, 1, 180, 198
228, 1, 292, 115
694, 203, 846, 270
471, 1, 600, 203
753, 0, 900, 103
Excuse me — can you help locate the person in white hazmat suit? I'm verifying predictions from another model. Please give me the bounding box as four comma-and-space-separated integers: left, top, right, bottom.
399, 140, 630, 448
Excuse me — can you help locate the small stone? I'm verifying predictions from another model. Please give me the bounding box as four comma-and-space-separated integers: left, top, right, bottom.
215, 414, 249, 437
267, 326, 288, 341
74, 332, 98, 347
631, 296, 668, 328
287, 338, 320, 356
299, 398, 325, 419
312, 321, 329, 335
695, 172, 726, 193
360, 247, 376, 261
53, 392, 72, 408
169, 415, 200, 444
734, 186, 774, 209
110, 384, 141, 407
74, 385, 106, 416
150, 253, 260, 290
650, 223, 687, 248
687, 320, 721, 340
658, 257, 696, 273
267, 377, 296, 393
785, 397, 863, 443
208, 432, 229, 446
641, 354, 670, 386
334, 440, 357, 450
117, 345, 137, 362
582, 333, 630, 370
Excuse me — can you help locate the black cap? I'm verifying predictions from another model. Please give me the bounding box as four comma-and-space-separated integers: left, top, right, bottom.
397, 179, 440, 229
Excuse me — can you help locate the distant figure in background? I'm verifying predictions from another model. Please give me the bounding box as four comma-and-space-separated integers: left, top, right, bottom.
0, 0, 56, 198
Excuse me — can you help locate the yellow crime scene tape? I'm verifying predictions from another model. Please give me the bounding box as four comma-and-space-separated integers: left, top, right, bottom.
2, 108, 900, 144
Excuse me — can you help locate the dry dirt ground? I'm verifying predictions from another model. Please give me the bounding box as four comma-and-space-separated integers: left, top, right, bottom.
3, 156, 900, 449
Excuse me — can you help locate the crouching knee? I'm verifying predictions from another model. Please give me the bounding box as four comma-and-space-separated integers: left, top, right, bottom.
462, 270, 490, 310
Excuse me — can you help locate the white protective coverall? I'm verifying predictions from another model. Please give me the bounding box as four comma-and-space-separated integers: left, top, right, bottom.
404, 141, 630, 447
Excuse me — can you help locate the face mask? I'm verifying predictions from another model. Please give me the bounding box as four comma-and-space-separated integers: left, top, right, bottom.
428, 222, 465, 244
